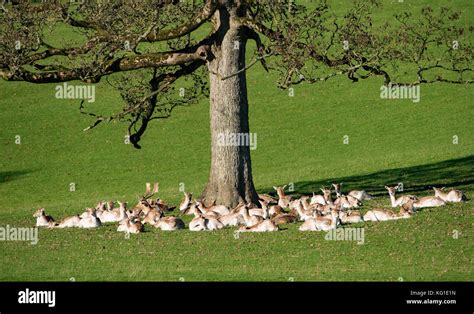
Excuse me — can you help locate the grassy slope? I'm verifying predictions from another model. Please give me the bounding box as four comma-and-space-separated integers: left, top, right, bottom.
0, 0, 473, 281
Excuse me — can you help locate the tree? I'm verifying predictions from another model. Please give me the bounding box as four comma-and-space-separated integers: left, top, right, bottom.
1, 0, 472, 208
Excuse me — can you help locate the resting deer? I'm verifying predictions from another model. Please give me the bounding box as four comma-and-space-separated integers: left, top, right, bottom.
238, 219, 278, 232
196, 201, 230, 216
189, 214, 206, 231
363, 208, 397, 222
133, 182, 160, 215
292, 199, 315, 221
142, 207, 164, 226
57, 215, 81, 228
219, 211, 244, 227
332, 183, 373, 201
384, 185, 417, 207
258, 193, 277, 204
411, 195, 445, 209
154, 216, 185, 231
94, 201, 107, 218
33, 208, 55, 227
239, 205, 263, 227
315, 203, 337, 216
117, 214, 144, 234
189, 213, 223, 231
299, 210, 339, 231
310, 191, 326, 205
271, 213, 297, 225
98, 201, 127, 223
179, 192, 193, 213
78, 208, 102, 228
273, 185, 293, 209
395, 204, 413, 219
338, 210, 364, 224
258, 200, 284, 218
334, 194, 360, 209
433, 187, 466, 203
321, 187, 334, 205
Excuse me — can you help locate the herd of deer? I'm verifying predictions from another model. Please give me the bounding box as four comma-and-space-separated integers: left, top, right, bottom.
33, 182, 466, 233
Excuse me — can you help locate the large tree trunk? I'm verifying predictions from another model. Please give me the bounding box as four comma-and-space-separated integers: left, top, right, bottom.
200, 1, 259, 208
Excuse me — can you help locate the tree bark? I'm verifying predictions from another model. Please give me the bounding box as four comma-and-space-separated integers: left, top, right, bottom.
200, 1, 259, 208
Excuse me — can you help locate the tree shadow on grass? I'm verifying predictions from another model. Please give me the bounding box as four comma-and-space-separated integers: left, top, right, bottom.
259, 155, 474, 197
0, 171, 30, 184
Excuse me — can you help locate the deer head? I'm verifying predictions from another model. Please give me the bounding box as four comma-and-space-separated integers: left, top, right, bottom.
273, 185, 287, 198
384, 185, 398, 196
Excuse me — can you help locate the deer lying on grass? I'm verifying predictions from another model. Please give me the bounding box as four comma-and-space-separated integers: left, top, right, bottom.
292, 199, 315, 221
78, 208, 102, 228
321, 187, 334, 205
299, 210, 339, 231
338, 210, 364, 224
259, 200, 284, 218
396, 203, 413, 219
33, 208, 55, 227
363, 208, 398, 222
154, 216, 185, 231
411, 196, 445, 209
93, 201, 107, 219
239, 205, 263, 227
57, 215, 81, 228
310, 191, 326, 205
179, 192, 193, 213
189, 212, 224, 231
196, 200, 230, 216
258, 193, 277, 204
98, 201, 127, 223
334, 194, 361, 209
238, 219, 278, 232
141, 206, 164, 226
219, 211, 244, 227
117, 213, 144, 234
273, 185, 293, 209
384, 185, 417, 207
271, 213, 297, 225
433, 187, 466, 203
332, 183, 373, 201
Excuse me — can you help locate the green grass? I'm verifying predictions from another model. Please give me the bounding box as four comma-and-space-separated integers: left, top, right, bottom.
0, 0, 473, 281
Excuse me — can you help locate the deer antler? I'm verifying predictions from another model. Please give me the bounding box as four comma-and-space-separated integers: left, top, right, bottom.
143, 182, 159, 199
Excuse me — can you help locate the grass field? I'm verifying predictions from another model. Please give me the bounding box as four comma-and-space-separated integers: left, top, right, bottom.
0, 0, 473, 281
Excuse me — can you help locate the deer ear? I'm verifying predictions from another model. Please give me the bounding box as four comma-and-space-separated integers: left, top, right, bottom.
384, 186, 389, 189
273, 186, 277, 190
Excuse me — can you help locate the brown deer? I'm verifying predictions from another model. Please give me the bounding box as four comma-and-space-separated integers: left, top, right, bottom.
332, 183, 373, 201
385, 185, 417, 207
179, 191, 193, 213
33, 208, 55, 227
273, 185, 293, 209
238, 219, 278, 232
433, 187, 466, 203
